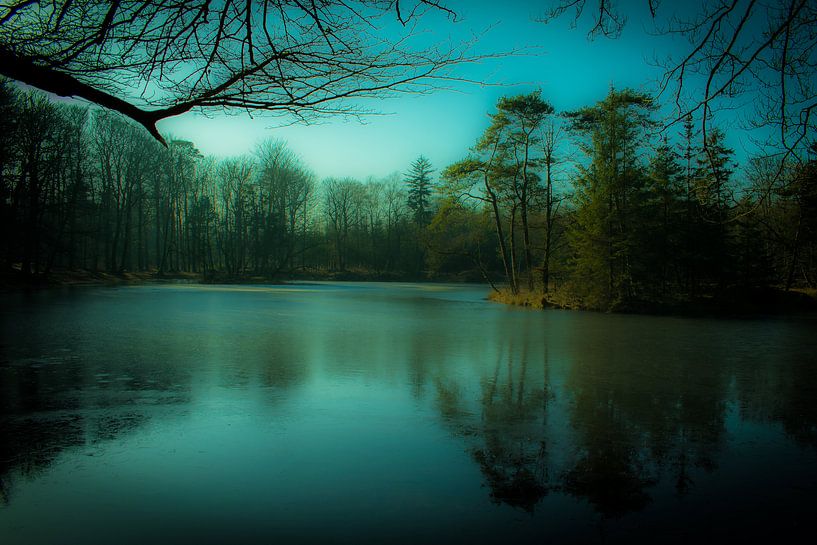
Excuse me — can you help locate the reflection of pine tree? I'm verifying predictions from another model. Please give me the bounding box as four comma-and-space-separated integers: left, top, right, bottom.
405, 156, 434, 226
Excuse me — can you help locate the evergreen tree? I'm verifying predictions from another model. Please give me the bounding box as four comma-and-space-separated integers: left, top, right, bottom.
494, 91, 555, 290
565, 88, 655, 308
645, 140, 684, 294
696, 128, 736, 288
678, 114, 705, 297
405, 156, 435, 226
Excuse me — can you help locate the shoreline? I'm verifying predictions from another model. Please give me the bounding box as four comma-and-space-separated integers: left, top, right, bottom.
488, 286, 817, 318
3, 269, 815, 318
0, 268, 482, 290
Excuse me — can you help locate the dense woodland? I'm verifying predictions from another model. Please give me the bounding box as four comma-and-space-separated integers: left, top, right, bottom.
1, 80, 815, 309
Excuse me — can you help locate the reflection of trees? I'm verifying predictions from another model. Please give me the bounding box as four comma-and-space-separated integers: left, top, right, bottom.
436, 328, 552, 512
561, 377, 656, 517
432, 314, 748, 516
562, 319, 730, 513
732, 330, 817, 451
0, 416, 82, 504
0, 412, 143, 505
0, 343, 180, 505
0, 290, 312, 506
472, 345, 549, 511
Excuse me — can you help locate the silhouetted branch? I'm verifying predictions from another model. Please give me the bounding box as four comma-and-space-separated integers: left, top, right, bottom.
0, 1, 473, 144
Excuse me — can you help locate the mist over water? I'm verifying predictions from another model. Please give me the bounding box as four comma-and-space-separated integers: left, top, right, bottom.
1, 283, 816, 544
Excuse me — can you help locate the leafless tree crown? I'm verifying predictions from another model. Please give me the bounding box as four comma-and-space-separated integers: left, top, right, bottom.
0, 1, 465, 144
540, 0, 817, 162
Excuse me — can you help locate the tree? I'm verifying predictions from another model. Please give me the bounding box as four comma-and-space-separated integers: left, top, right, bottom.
405, 156, 435, 226
427, 198, 500, 288
678, 114, 705, 296
383, 175, 410, 272
403, 155, 434, 274
0, 79, 18, 267
779, 146, 817, 289
696, 127, 736, 288
565, 87, 655, 307
539, 121, 565, 293
645, 139, 684, 294
442, 93, 556, 293
254, 140, 314, 274
16, 93, 61, 276
493, 92, 555, 290
443, 120, 518, 292
0, 1, 467, 143
216, 157, 254, 275
541, 1, 817, 165
323, 177, 362, 271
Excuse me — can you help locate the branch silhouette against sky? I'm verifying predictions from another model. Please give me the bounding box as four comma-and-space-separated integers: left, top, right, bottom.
0, 1, 478, 144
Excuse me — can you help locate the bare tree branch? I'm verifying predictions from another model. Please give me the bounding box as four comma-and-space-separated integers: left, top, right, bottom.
0, 1, 474, 145
540, 0, 817, 217
540, 0, 816, 162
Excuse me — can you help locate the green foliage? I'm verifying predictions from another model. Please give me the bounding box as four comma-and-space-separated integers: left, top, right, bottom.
641, 141, 685, 294
405, 155, 435, 226
427, 199, 497, 278
565, 88, 657, 307
441, 91, 559, 292
694, 128, 737, 288
3, 84, 815, 300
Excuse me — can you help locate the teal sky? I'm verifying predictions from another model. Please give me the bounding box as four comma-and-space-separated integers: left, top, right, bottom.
158, 1, 695, 180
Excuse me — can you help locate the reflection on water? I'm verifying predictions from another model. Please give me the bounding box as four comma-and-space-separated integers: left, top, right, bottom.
1, 282, 816, 543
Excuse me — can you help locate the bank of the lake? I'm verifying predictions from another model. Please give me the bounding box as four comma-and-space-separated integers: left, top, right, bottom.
4, 267, 817, 317
489, 285, 817, 317
0, 267, 482, 289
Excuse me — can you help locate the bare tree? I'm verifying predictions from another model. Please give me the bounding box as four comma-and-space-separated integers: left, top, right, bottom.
539, 1, 817, 163
255, 139, 314, 272
0, 1, 470, 144
323, 177, 362, 270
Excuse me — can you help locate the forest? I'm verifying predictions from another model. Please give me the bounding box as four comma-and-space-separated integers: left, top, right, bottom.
1, 80, 815, 311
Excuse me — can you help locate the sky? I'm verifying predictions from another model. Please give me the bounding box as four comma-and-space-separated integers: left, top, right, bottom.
157, 1, 695, 180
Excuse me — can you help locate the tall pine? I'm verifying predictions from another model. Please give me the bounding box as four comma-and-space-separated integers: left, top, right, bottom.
405, 156, 434, 226
696, 128, 736, 289
645, 139, 684, 295
566, 88, 655, 308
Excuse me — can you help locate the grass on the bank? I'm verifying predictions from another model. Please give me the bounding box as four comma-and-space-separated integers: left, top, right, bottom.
488, 287, 584, 310
489, 285, 817, 316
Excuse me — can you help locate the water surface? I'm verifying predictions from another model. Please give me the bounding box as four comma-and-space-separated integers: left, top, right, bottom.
1, 282, 816, 543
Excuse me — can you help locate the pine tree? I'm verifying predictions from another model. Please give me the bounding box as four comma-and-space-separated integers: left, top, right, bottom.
565, 88, 655, 308
696, 128, 736, 289
405, 155, 434, 226
679, 114, 705, 297
645, 140, 684, 295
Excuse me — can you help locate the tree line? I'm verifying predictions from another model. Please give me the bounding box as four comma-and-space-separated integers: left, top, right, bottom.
2, 80, 815, 309
0, 79, 440, 281
437, 88, 816, 308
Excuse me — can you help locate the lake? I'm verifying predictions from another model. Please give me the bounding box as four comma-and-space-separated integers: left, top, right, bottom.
1, 282, 816, 544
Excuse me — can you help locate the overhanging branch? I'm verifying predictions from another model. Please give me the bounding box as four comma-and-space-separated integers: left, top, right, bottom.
0, 48, 172, 145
